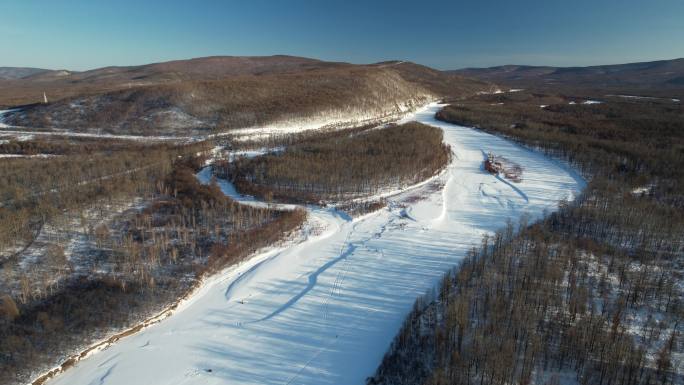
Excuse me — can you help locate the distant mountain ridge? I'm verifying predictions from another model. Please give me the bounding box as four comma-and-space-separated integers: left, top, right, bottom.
450, 58, 684, 94
35, 55, 340, 84
0, 67, 54, 80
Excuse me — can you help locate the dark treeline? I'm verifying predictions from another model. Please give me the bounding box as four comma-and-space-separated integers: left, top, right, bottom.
370, 92, 684, 385
216, 122, 450, 203
0, 141, 305, 384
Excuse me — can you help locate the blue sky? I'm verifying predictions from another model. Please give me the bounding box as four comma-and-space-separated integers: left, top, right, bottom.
1, 0, 683, 71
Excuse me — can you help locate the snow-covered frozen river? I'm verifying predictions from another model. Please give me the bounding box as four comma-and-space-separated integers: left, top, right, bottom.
45, 103, 584, 385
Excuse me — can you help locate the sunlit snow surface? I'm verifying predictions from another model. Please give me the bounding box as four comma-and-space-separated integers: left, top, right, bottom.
47, 103, 584, 385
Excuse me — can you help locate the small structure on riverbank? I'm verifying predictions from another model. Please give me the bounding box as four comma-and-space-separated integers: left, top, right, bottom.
484, 152, 523, 183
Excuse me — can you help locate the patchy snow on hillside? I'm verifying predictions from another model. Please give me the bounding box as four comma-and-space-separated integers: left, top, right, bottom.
140, 107, 207, 129
0, 109, 19, 128
222, 96, 433, 142
1, 108, 198, 142
607, 94, 681, 103
0, 154, 60, 159
632, 185, 653, 195
42, 103, 584, 385
611, 94, 657, 100
0, 129, 188, 142
477, 88, 506, 95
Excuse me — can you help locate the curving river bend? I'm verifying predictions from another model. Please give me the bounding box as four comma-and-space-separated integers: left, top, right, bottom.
46, 103, 584, 385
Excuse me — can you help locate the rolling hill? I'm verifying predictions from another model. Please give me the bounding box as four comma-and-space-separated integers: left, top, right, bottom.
0, 67, 54, 80
450, 58, 684, 97
0, 56, 490, 136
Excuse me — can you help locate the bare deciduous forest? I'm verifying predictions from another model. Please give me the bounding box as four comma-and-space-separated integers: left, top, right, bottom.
216, 122, 451, 203
0, 57, 489, 137
0, 138, 305, 384
369, 92, 684, 385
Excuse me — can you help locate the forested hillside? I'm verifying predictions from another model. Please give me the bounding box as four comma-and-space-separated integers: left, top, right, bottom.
0, 56, 490, 136
369, 92, 684, 385
3, 67, 433, 136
